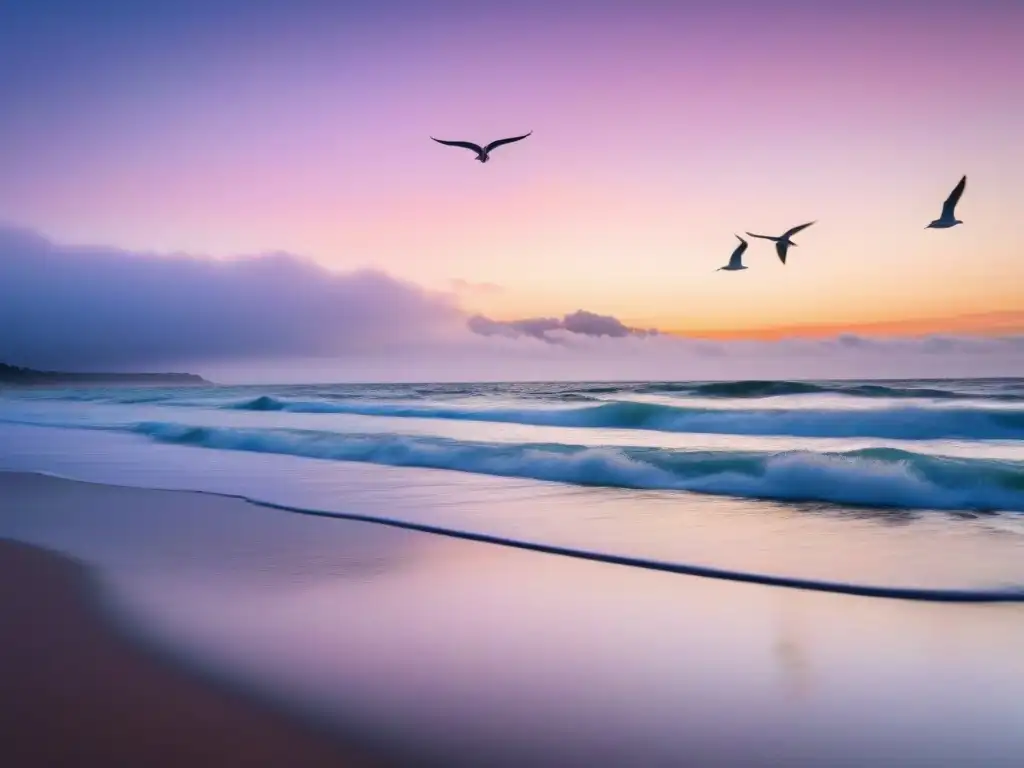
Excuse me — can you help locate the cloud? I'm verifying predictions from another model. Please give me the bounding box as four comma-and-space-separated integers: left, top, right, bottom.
0, 227, 462, 370
467, 314, 562, 340
468, 309, 658, 342
563, 310, 658, 338
1, 225, 1022, 382
449, 330, 1024, 383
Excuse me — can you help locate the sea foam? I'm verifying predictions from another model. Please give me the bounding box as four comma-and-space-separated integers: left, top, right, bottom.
225, 397, 1024, 440
132, 422, 1024, 512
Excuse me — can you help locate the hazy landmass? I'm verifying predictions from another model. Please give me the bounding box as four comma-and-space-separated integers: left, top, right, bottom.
0, 362, 208, 387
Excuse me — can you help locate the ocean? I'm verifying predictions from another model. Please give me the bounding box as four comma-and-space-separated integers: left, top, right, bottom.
3, 377, 1024, 765
2, 376, 1024, 586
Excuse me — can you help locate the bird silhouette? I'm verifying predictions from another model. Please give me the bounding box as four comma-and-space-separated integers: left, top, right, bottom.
926, 175, 967, 229
746, 221, 816, 264
717, 235, 749, 271
430, 132, 533, 163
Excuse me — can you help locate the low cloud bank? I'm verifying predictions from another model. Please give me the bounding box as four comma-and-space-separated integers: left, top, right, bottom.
1, 226, 1021, 381
0, 227, 461, 370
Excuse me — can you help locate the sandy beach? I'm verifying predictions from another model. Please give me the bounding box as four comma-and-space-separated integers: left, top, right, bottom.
0, 536, 384, 768
2, 468, 1024, 767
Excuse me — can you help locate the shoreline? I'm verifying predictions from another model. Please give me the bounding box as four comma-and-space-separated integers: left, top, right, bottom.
0, 536, 386, 767
2, 470, 1024, 766
6, 469, 1020, 604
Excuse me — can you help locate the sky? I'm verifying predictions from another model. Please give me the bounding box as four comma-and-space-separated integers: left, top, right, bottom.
1, 0, 1022, 380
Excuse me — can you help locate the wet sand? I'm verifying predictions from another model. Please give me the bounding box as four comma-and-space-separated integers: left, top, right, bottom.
0, 537, 384, 768
3, 471, 1024, 766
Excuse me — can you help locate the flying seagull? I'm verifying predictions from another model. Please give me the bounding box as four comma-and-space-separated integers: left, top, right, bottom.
926, 175, 967, 229
717, 235, 749, 271
430, 131, 533, 163
746, 221, 816, 264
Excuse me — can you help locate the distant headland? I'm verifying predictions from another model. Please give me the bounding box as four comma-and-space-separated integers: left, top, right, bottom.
0, 362, 209, 387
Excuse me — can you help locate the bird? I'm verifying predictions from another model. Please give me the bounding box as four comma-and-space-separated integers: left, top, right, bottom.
717, 235, 749, 271
746, 221, 816, 264
430, 131, 533, 163
926, 175, 967, 229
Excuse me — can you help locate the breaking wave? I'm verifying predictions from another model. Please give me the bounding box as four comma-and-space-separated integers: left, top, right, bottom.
131, 421, 1024, 512
225, 396, 1024, 440
640, 379, 1022, 400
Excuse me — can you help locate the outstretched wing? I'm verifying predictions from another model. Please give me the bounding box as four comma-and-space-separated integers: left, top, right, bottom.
776, 241, 790, 264
728, 236, 748, 268
431, 137, 485, 154
484, 131, 533, 153
745, 232, 777, 241
782, 221, 816, 239
941, 175, 967, 219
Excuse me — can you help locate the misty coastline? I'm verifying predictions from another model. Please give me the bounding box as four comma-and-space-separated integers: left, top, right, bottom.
0, 362, 208, 387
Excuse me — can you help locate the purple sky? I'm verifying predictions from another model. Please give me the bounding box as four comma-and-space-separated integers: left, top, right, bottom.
1, 1, 1022, 378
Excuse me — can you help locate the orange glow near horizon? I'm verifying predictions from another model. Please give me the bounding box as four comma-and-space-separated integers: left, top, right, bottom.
660, 311, 1024, 341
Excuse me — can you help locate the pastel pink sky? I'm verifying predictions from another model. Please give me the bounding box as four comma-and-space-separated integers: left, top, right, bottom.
1, 0, 1022, 338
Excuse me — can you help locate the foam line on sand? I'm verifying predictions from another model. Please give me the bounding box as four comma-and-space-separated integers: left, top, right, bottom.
16, 470, 1024, 604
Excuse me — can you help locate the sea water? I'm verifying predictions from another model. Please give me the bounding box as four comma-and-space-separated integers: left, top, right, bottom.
2, 378, 1024, 765
2, 378, 1024, 585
